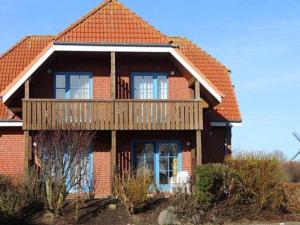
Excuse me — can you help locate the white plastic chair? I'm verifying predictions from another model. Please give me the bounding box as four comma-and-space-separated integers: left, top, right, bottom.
170, 171, 191, 194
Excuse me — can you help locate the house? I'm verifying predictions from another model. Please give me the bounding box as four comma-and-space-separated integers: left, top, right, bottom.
0, 0, 241, 197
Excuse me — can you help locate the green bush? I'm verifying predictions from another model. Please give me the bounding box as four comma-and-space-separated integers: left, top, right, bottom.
226, 152, 288, 212
195, 164, 244, 207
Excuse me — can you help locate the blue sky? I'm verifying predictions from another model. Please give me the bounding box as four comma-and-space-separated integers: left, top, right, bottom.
0, 0, 299, 158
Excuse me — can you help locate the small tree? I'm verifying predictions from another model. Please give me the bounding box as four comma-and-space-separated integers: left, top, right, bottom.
34, 130, 95, 216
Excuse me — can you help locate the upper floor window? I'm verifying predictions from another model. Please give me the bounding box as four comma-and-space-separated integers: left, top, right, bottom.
55, 72, 92, 99
131, 73, 168, 100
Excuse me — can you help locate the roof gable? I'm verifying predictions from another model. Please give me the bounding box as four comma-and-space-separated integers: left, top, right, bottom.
170, 37, 241, 122
56, 0, 170, 45
0, 1, 241, 122
0, 36, 54, 93
0, 35, 54, 120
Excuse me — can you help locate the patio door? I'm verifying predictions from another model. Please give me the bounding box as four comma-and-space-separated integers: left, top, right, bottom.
133, 141, 181, 192
156, 142, 181, 192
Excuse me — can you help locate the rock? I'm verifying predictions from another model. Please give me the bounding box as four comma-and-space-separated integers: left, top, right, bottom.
108, 203, 117, 210
30, 210, 55, 225
158, 208, 180, 225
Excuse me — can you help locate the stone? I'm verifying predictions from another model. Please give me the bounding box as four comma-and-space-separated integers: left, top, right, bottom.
30, 210, 55, 225
158, 208, 180, 225
108, 203, 117, 210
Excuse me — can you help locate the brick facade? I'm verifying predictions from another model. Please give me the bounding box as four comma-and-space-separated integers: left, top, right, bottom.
0, 128, 24, 176
0, 52, 230, 197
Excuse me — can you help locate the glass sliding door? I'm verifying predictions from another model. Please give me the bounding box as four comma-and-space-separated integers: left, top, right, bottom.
133, 141, 181, 192
156, 142, 181, 192
134, 142, 155, 176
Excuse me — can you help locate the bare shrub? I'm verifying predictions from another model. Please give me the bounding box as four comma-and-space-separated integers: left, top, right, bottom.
34, 130, 95, 216
171, 192, 204, 224
114, 171, 153, 214
283, 182, 300, 213
226, 152, 288, 212
283, 161, 300, 183
0, 169, 41, 216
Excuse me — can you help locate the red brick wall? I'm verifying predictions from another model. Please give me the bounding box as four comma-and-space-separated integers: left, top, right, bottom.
93, 131, 112, 197
31, 53, 192, 100
0, 128, 24, 176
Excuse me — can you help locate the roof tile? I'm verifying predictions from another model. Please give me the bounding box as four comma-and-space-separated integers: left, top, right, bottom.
0, 35, 54, 120
170, 37, 241, 122
56, 0, 170, 45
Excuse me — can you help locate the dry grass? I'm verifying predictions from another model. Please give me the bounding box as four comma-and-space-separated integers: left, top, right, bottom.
226, 152, 288, 212
114, 171, 153, 214
283, 161, 300, 183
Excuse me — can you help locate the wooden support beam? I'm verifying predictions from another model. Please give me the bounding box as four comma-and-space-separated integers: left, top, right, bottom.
111, 130, 117, 192
196, 130, 202, 165
111, 52, 116, 100
195, 81, 200, 99
24, 79, 31, 171
188, 77, 196, 87
25, 79, 30, 99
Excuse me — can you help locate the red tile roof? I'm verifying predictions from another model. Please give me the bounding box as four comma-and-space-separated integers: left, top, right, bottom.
56, 0, 170, 45
0, 35, 54, 120
170, 37, 241, 122
0, 0, 241, 122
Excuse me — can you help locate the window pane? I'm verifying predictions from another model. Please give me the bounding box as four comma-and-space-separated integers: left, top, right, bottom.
70, 75, 80, 88
56, 89, 65, 99
80, 76, 90, 89
134, 76, 142, 88
70, 89, 79, 99
158, 76, 168, 99
56, 75, 65, 89
136, 143, 154, 176
82, 89, 90, 99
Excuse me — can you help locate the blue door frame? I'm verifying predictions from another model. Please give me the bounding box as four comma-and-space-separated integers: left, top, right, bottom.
132, 140, 182, 192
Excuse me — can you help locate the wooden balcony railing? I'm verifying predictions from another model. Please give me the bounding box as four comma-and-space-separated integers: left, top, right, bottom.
22, 99, 204, 131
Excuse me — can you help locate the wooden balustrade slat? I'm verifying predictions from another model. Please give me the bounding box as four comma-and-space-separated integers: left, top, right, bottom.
22, 99, 203, 131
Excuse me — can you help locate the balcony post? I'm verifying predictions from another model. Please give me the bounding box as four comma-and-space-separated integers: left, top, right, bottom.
110, 52, 117, 193
195, 81, 202, 165
111, 52, 116, 100
24, 80, 32, 172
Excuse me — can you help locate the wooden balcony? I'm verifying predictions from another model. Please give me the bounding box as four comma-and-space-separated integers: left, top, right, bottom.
22, 99, 204, 131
